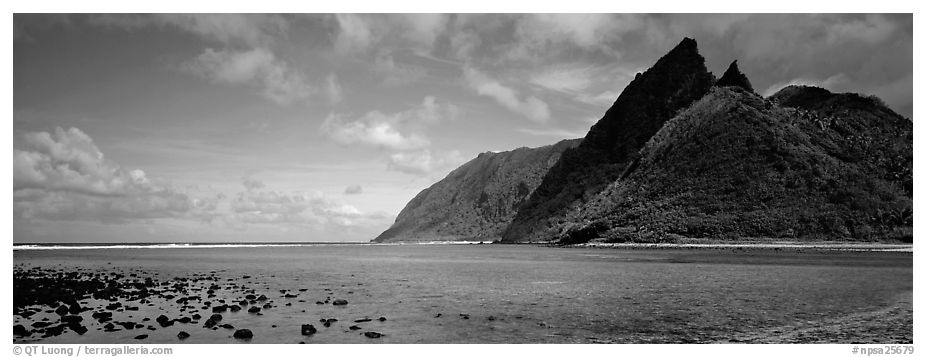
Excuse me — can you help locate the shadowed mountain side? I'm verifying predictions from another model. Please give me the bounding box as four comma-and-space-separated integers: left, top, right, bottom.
716, 60, 754, 92
553, 86, 912, 244
501, 37, 716, 242
373, 139, 581, 242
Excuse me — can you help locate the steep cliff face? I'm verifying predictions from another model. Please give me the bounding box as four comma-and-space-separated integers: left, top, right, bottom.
373, 139, 581, 242
554, 86, 912, 243
502, 37, 716, 242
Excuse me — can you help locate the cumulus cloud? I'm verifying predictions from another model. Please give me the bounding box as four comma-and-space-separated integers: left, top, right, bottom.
463, 67, 550, 122
344, 185, 363, 195
321, 96, 458, 150
230, 189, 386, 227
13, 127, 216, 223
185, 47, 314, 104
387, 150, 466, 176
242, 175, 266, 191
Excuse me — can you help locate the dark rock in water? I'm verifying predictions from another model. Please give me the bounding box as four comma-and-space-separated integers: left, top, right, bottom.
61, 315, 83, 324
192, 314, 202, 320
715, 60, 754, 92
245, 294, 256, 300
210, 313, 223, 322
487, 316, 496, 321
238, 301, 248, 306
230, 305, 242, 312
220, 324, 234, 329
256, 295, 268, 301
378, 317, 387, 322
301, 324, 317, 335
13, 324, 31, 336
177, 316, 192, 323
32, 321, 54, 328
68, 301, 83, 314
364, 331, 384, 338
349, 325, 362, 330
434, 313, 442, 318
332, 299, 348, 306
459, 313, 470, 319
248, 306, 261, 313
354, 318, 372, 323
69, 324, 89, 335
134, 334, 148, 340
93, 311, 113, 321
106, 302, 122, 310
177, 331, 190, 340
156, 315, 174, 327
203, 318, 218, 328
233, 329, 253, 340
212, 305, 227, 313
262, 303, 272, 309
55, 305, 69, 316
103, 322, 117, 331
315, 301, 324, 305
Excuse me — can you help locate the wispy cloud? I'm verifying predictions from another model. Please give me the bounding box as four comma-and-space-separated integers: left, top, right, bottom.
463, 67, 550, 122
387, 150, 466, 176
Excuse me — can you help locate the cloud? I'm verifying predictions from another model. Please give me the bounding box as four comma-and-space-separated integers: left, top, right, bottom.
242, 175, 266, 191
344, 185, 363, 195
321, 96, 457, 150
321, 114, 431, 151
516, 127, 584, 140
230, 189, 386, 227
372, 53, 428, 87
463, 67, 550, 122
387, 150, 466, 176
185, 47, 314, 104
333, 14, 375, 54
88, 14, 288, 46
13, 127, 215, 223
325, 73, 343, 104
530, 66, 595, 93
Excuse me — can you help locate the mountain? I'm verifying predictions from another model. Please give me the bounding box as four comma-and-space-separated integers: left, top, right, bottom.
555, 85, 912, 244
716, 60, 754, 92
373, 139, 581, 242
501, 37, 716, 242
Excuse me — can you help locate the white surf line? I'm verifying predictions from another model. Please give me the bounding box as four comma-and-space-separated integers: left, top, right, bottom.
578, 242, 913, 252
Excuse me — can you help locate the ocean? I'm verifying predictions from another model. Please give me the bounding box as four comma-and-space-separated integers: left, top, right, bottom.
13, 244, 913, 343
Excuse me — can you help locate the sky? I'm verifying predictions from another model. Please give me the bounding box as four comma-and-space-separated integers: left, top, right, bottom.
12, 13, 913, 243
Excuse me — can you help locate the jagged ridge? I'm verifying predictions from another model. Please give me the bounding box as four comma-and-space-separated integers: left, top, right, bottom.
502, 37, 716, 242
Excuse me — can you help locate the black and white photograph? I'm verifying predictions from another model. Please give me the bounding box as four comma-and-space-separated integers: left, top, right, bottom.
8, 7, 916, 354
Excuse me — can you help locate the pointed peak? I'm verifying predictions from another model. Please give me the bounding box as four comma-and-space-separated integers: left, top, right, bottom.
716, 60, 754, 92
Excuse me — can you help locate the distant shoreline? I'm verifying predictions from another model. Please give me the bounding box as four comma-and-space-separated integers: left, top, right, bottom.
563, 241, 913, 252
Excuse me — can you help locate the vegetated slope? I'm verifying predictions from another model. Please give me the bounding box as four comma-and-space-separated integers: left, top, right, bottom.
501, 37, 716, 242
554, 86, 912, 244
373, 139, 581, 242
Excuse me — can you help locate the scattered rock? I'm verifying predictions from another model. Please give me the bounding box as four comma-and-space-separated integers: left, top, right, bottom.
134, 334, 148, 340
177, 331, 190, 340
333, 299, 349, 306
364, 331, 384, 338
233, 329, 253, 340
301, 324, 317, 336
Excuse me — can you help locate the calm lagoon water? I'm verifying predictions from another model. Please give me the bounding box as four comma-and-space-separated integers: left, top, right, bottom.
13, 244, 913, 343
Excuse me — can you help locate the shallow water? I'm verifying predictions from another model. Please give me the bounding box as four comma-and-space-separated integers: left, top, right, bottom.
13, 245, 913, 343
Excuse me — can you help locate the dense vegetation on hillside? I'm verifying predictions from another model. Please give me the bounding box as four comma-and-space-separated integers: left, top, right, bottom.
373, 139, 580, 242
502, 37, 716, 242
555, 86, 912, 244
